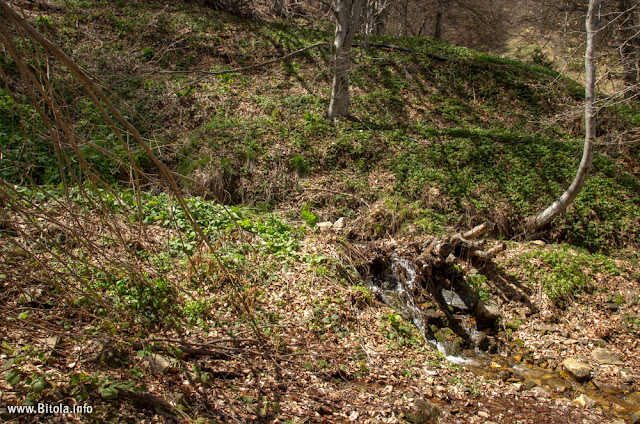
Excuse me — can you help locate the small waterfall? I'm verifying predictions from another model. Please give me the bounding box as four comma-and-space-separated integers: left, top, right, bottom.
367, 253, 477, 365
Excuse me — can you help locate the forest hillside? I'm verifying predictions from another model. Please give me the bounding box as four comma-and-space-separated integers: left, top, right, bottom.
1, 1, 639, 423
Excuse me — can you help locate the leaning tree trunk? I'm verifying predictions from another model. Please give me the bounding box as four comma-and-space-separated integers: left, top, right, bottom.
528, 0, 600, 230
327, 0, 363, 119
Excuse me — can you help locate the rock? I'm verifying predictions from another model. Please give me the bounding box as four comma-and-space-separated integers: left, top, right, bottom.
533, 324, 561, 334
563, 358, 592, 382
632, 410, 640, 424
405, 398, 439, 424
620, 368, 634, 384
247, 404, 268, 418
332, 217, 346, 231
606, 302, 619, 312
472, 332, 490, 351
542, 313, 558, 324
593, 379, 622, 395
86, 338, 121, 367
574, 394, 596, 408
591, 348, 623, 365
474, 299, 501, 330
627, 391, 640, 405
441, 289, 472, 311
562, 339, 579, 345
317, 221, 333, 232
530, 240, 546, 246
145, 353, 173, 373
591, 338, 607, 347
477, 410, 490, 418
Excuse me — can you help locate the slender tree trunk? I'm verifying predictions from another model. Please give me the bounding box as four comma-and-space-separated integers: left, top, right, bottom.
618, 0, 639, 98
327, 0, 363, 119
528, 0, 600, 230
434, 0, 446, 40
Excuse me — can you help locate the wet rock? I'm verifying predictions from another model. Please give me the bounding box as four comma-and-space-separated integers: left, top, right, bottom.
472, 332, 490, 351
563, 358, 592, 382
424, 309, 446, 327
405, 398, 439, 424
574, 394, 596, 408
474, 299, 501, 330
591, 348, 623, 365
620, 368, 634, 384
593, 379, 622, 395
317, 221, 333, 232
441, 289, 471, 311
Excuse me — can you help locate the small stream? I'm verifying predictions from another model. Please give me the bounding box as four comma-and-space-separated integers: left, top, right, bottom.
365, 252, 640, 422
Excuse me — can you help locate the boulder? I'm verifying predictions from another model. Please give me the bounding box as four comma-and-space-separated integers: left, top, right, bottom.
563, 358, 592, 382
574, 394, 596, 408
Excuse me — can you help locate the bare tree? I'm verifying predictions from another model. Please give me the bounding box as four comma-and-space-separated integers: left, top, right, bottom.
326, 0, 364, 119
362, 0, 389, 39
616, 0, 639, 98
528, 0, 601, 230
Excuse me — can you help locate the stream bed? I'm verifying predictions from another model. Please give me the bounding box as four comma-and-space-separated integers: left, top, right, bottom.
364, 251, 640, 422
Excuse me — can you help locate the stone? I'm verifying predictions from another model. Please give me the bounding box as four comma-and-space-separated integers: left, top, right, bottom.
472, 332, 490, 351
606, 302, 619, 312
591, 348, 623, 365
591, 338, 607, 347
632, 410, 640, 424
332, 217, 346, 231
542, 313, 558, 324
563, 358, 592, 382
530, 240, 546, 246
574, 394, 596, 408
317, 221, 333, 232
441, 289, 471, 311
405, 398, 439, 424
474, 299, 501, 330
533, 324, 561, 334
620, 368, 634, 384
593, 379, 622, 395
145, 353, 173, 373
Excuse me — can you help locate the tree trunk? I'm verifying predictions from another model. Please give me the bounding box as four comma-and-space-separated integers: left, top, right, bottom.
528, 0, 600, 230
618, 0, 639, 98
434, 0, 446, 40
327, 0, 362, 119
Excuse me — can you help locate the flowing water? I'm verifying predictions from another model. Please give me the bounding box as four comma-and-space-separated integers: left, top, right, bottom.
366, 252, 640, 421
